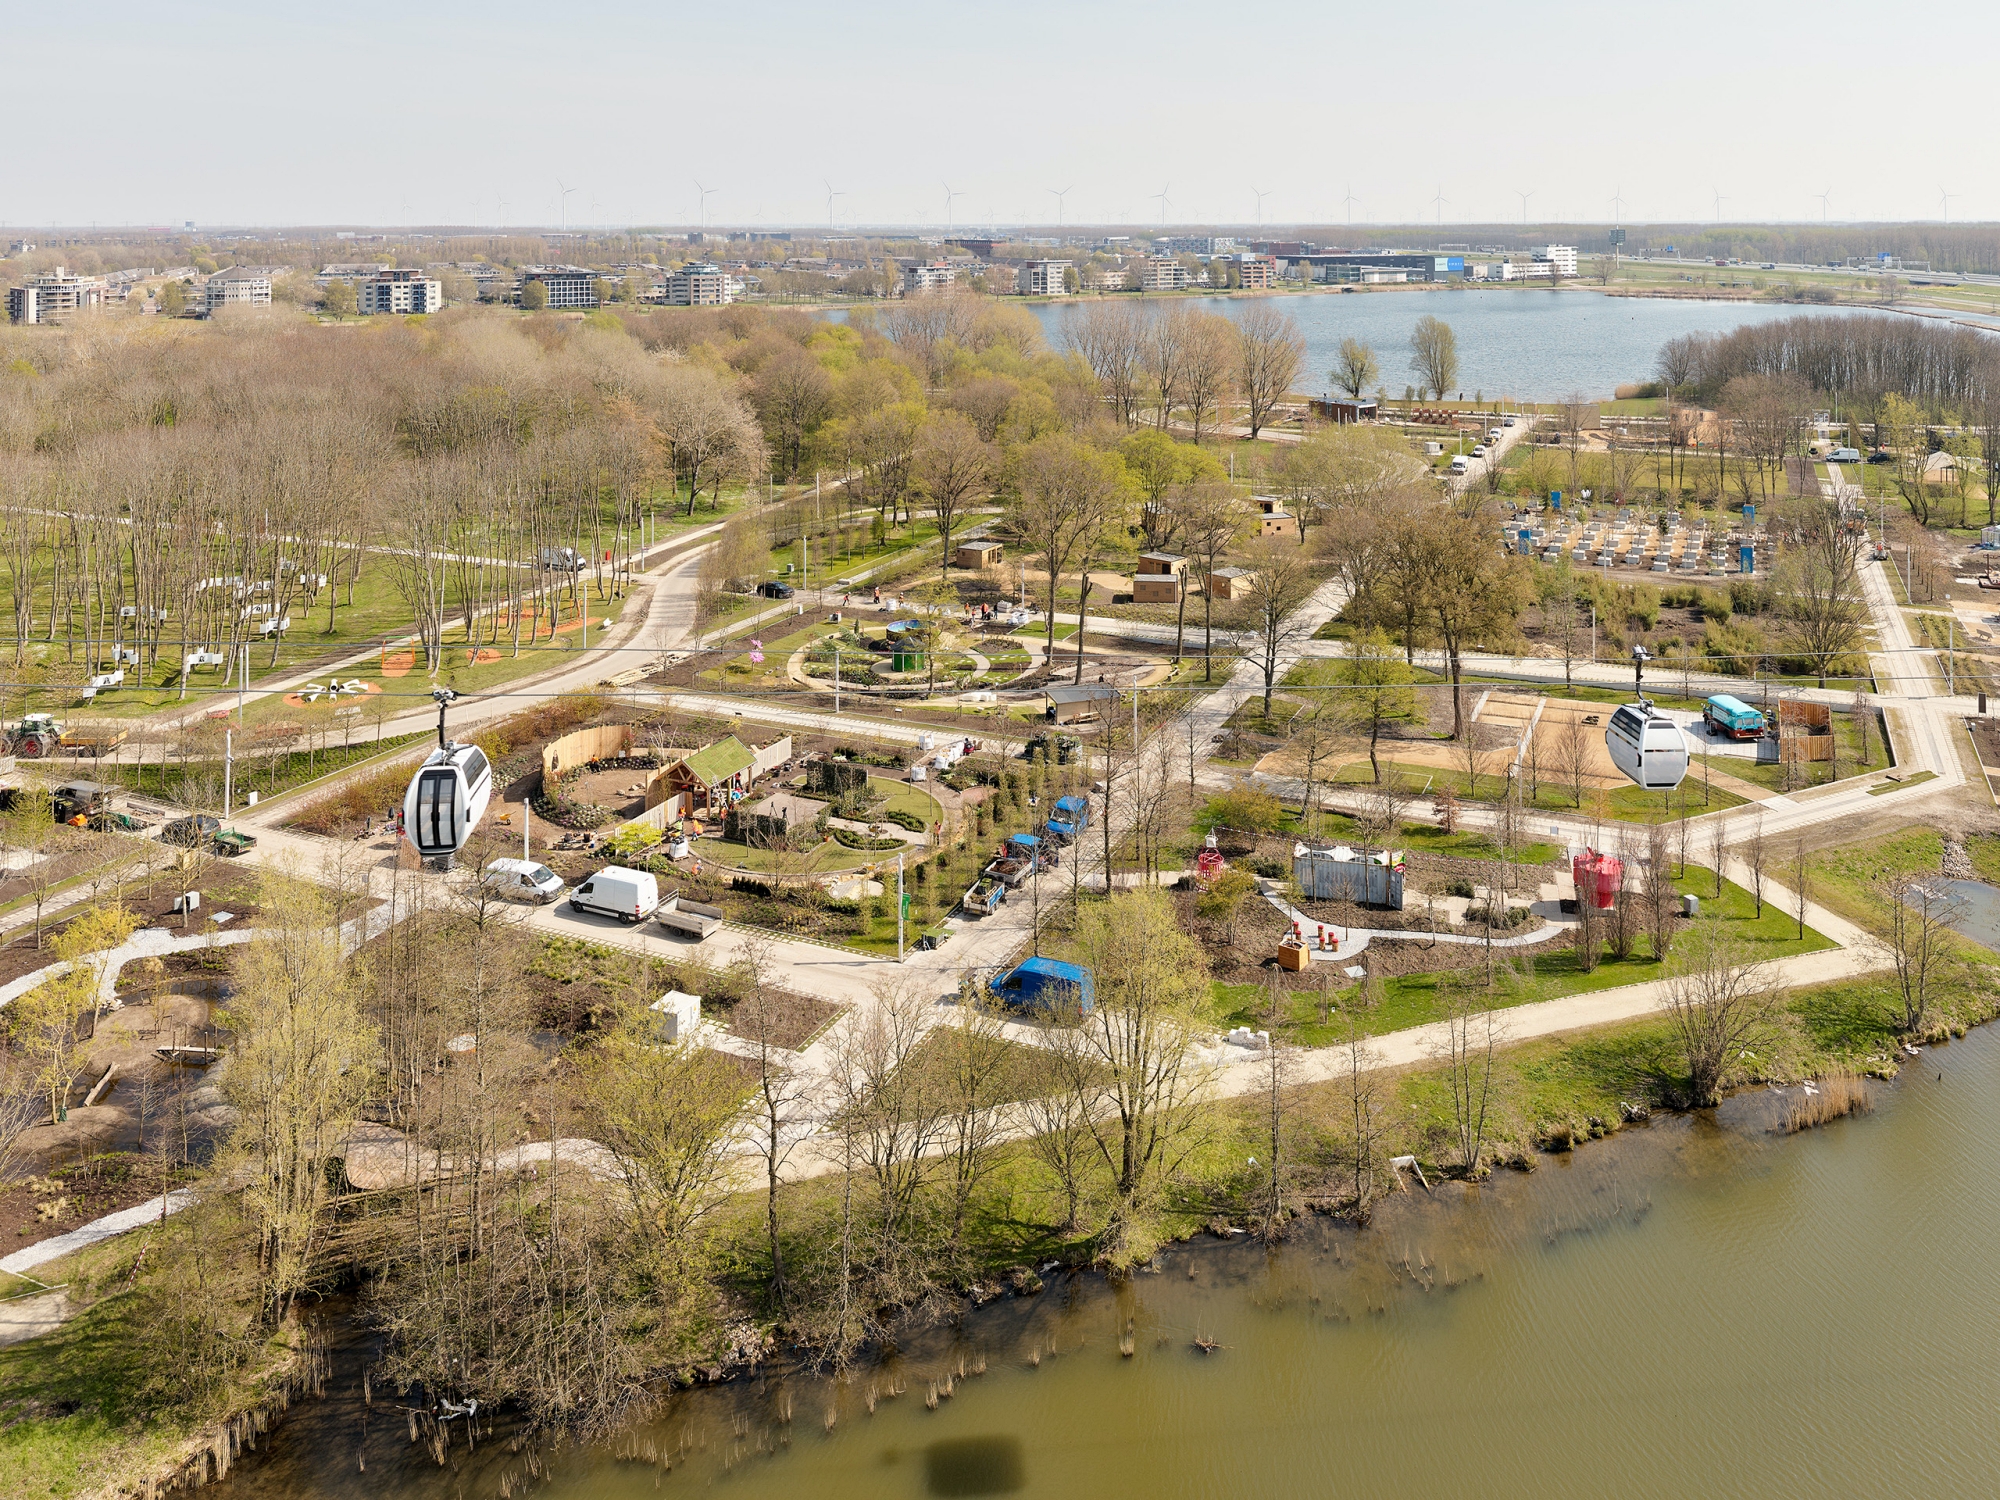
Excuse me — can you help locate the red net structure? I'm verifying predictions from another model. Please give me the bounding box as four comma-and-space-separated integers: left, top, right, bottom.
1195, 831, 1227, 887
1572, 847, 1623, 910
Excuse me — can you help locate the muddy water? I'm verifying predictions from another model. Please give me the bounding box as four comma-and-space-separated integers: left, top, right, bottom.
218, 1028, 2000, 1500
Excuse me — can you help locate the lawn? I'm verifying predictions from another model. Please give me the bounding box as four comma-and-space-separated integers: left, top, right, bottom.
1332, 758, 1751, 824
93, 731, 431, 810
1209, 864, 1832, 1047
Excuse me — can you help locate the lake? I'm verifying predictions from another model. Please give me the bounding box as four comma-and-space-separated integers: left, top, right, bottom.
1023, 289, 1876, 404
216, 1024, 2000, 1500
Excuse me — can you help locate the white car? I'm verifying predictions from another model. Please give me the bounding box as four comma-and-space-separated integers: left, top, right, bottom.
483, 858, 566, 904
1488, 427, 1504, 441
1471, 444, 1489, 458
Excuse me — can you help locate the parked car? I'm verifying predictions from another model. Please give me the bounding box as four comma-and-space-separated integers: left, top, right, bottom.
568, 865, 661, 924
162, 814, 221, 848
537, 547, 584, 572
1471, 443, 1489, 458
482, 858, 566, 904
1502, 415, 1516, 427
1488, 427, 1503, 441
757, 580, 795, 599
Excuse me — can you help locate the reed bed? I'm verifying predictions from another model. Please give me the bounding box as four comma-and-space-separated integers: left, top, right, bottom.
1780, 1070, 1872, 1133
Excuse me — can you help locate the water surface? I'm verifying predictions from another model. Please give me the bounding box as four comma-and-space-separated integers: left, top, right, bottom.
218, 1025, 2000, 1500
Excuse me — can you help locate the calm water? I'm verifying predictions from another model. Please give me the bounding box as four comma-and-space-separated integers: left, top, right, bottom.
1023, 289, 1876, 403
220, 1026, 2000, 1500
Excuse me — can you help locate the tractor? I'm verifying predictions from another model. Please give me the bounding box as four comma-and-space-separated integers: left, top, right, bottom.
2, 714, 61, 759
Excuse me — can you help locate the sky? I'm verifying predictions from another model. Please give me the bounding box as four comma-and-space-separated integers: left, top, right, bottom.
14, 0, 1996, 232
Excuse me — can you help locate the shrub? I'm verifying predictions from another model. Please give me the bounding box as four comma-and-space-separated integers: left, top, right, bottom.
1446, 877, 1476, 899
884, 809, 927, 833
1202, 781, 1284, 835
1247, 854, 1288, 879
832, 828, 904, 851
608, 822, 661, 856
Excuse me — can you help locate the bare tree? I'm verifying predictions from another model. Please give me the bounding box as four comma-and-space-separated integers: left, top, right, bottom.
1661, 918, 1772, 1107
1176, 313, 1238, 444
1746, 810, 1769, 916
1235, 304, 1306, 439
1238, 538, 1319, 720
1338, 1008, 1388, 1217
1884, 872, 1965, 1035
914, 412, 997, 586
1557, 713, 1591, 809
1060, 300, 1150, 428
1789, 832, 1813, 940
1640, 821, 1679, 964
1408, 315, 1459, 401
1433, 979, 1501, 1176
1332, 337, 1379, 400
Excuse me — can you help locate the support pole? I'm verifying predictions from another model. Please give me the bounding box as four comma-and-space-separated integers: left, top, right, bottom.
897, 851, 905, 959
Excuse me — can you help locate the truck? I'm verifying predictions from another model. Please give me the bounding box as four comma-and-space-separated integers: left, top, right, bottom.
1702, 693, 1766, 740
960, 875, 1008, 917
988, 957, 1094, 1016
51, 781, 116, 825
1043, 794, 1091, 844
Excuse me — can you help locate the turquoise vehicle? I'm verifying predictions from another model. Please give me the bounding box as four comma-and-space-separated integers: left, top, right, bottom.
1703, 694, 1766, 740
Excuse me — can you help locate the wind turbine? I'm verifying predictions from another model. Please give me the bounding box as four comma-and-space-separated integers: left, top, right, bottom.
556, 178, 577, 235
1252, 187, 1271, 228
1048, 185, 1073, 227
942, 182, 965, 233
1516, 188, 1534, 227
694, 181, 718, 232
1711, 187, 1727, 224
1341, 184, 1359, 229
824, 180, 844, 233
1610, 186, 1626, 225
1431, 184, 1448, 227
1940, 186, 1956, 225
1814, 187, 1831, 223
1151, 184, 1171, 226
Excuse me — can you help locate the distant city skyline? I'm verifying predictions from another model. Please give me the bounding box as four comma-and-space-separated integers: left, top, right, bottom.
12, 0, 1993, 230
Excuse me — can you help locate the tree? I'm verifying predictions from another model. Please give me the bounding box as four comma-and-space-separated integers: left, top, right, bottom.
1640, 822, 1679, 964
1433, 979, 1500, 1176
1746, 810, 1769, 916
1337, 1009, 1388, 1217
1382, 507, 1530, 741
1177, 312, 1238, 443
1884, 871, 1964, 1035
1790, 833, 1812, 941
1408, 315, 1459, 401
1336, 627, 1415, 783
220, 871, 380, 1321
753, 348, 834, 477
519, 280, 548, 311
1239, 538, 1319, 719
1776, 497, 1865, 687
1332, 337, 1378, 401
320, 279, 357, 318
1236, 304, 1306, 439
1012, 435, 1127, 676
1173, 480, 1244, 679
1066, 890, 1214, 1264
7, 905, 134, 1125
1120, 429, 1221, 552
1059, 300, 1150, 428
1661, 918, 1772, 1107
1556, 713, 1592, 809
913, 412, 996, 585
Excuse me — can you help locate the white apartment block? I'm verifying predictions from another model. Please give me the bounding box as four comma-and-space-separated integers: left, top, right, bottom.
202, 267, 272, 315
8, 267, 105, 323
900, 259, 957, 294
358, 268, 444, 314
1018, 260, 1073, 296
667, 262, 727, 305
1535, 244, 1578, 276
516, 265, 598, 308
1140, 259, 1191, 291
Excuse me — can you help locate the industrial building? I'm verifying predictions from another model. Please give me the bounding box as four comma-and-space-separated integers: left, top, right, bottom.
8, 267, 105, 323
357, 268, 444, 315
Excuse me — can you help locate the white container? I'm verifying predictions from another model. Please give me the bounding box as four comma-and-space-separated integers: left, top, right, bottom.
648, 990, 702, 1042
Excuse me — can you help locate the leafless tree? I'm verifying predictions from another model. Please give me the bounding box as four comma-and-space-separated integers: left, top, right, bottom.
1235, 304, 1307, 439
1884, 871, 1965, 1035
1060, 300, 1150, 428
1433, 978, 1502, 1176
1660, 918, 1773, 1106
1746, 810, 1769, 915
913, 412, 996, 586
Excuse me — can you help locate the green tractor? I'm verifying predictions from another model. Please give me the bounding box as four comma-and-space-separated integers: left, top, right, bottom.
1, 713, 61, 759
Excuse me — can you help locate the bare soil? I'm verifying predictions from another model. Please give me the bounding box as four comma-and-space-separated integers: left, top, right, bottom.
0, 1153, 189, 1256
0, 864, 265, 990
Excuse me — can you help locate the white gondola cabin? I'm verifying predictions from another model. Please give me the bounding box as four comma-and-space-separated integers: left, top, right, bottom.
1604, 704, 1690, 790
404, 741, 493, 859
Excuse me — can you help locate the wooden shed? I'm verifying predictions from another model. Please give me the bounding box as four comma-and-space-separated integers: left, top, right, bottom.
1046, 683, 1119, 724
954, 539, 1004, 569
661, 735, 757, 812
1207, 566, 1253, 601
1136, 551, 1189, 576
1132, 575, 1181, 604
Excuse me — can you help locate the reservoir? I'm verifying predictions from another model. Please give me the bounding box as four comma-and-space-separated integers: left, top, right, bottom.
219, 1023, 2000, 1500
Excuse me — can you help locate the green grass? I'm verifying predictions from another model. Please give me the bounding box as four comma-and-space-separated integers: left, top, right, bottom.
1335, 758, 1750, 824
92, 731, 431, 808
1014, 623, 1077, 642
1212, 865, 1831, 1047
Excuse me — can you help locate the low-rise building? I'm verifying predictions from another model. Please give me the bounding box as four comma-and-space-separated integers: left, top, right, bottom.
953, 540, 1004, 569
1236, 254, 1276, 290
666, 262, 726, 305
357, 267, 444, 315
1207, 566, 1253, 600
1018, 260, 1073, 296
201, 267, 272, 316
1136, 551, 1189, 577
901, 259, 957, 294
8, 266, 105, 324
1131, 573, 1181, 604
1255, 497, 1300, 539
517, 265, 598, 309
1535, 244, 1578, 276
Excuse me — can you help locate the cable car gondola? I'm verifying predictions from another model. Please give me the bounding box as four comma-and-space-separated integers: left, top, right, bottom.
1604, 646, 1690, 792
403, 689, 492, 862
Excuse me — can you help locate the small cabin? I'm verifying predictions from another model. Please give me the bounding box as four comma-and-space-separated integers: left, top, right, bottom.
1046, 683, 1119, 724
1207, 566, 1253, 601
662, 735, 757, 812
1254, 498, 1300, 539
953, 539, 1003, 569
1131, 574, 1181, 604
1135, 551, 1188, 576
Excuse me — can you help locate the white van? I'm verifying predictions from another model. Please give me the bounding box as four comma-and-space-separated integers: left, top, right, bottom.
482, 858, 566, 904
1828, 446, 1862, 463
1449, 455, 1470, 476
568, 865, 661, 924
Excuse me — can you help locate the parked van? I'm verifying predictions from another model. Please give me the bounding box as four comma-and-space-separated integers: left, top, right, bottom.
1449, 455, 1470, 476
568, 865, 661, 924
482, 858, 566, 904
1828, 446, 1862, 463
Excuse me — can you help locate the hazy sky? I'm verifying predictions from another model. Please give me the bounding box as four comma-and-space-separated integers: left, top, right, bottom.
17, 0, 1994, 231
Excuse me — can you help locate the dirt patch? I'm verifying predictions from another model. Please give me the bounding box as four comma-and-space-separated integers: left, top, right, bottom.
0, 865, 265, 991
724, 987, 844, 1052
0, 1153, 186, 1256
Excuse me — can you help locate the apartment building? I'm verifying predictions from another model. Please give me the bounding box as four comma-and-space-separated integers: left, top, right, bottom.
666, 262, 727, 305
900, 259, 957, 294
357, 267, 444, 314
1236, 254, 1276, 290
1139, 259, 1191, 291
516, 265, 598, 308
201, 267, 273, 315
1018, 260, 1073, 296
8, 266, 105, 323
